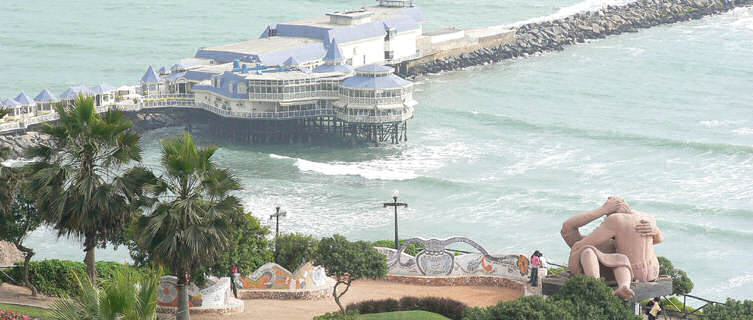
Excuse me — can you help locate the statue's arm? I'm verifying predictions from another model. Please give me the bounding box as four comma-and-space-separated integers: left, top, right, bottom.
561, 196, 625, 247
571, 216, 619, 252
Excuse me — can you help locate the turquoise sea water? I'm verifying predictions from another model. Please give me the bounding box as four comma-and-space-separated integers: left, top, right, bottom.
2, 0, 752, 302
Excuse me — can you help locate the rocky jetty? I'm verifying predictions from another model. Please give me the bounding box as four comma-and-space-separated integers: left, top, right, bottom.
402, 0, 752, 77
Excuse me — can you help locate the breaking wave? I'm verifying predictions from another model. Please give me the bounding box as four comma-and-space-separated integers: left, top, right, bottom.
269, 154, 419, 181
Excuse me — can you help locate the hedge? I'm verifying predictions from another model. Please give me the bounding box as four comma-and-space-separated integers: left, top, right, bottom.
8, 260, 141, 297
347, 297, 467, 320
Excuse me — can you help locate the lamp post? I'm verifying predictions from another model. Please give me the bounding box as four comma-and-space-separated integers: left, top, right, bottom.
383, 190, 407, 250
270, 205, 287, 263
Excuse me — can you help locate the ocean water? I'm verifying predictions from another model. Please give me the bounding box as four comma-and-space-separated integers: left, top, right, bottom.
2, 0, 753, 303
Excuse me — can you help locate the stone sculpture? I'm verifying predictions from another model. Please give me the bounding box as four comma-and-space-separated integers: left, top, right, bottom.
561, 196, 664, 299
378, 236, 529, 280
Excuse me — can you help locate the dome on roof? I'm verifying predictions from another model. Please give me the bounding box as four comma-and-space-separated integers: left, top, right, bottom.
341, 73, 411, 90
314, 64, 353, 74
14, 92, 35, 105
34, 89, 59, 103
355, 64, 394, 74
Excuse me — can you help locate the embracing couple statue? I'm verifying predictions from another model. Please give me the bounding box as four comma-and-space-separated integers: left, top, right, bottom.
561, 196, 664, 300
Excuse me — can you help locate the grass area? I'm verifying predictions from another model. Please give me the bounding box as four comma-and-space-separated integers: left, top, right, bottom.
359, 310, 451, 320
0, 303, 51, 318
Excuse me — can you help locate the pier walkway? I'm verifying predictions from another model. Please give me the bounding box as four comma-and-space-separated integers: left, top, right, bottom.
0, 93, 344, 135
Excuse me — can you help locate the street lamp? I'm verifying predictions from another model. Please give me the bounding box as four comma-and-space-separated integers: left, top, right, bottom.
383, 190, 407, 250
270, 205, 287, 263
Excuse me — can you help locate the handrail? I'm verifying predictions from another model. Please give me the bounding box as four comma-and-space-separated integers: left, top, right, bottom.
0, 92, 413, 134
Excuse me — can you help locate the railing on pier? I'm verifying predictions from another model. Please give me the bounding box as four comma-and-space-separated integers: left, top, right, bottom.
248, 90, 340, 101
0, 92, 413, 134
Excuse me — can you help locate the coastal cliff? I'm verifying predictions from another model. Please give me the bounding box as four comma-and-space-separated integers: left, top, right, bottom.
401, 0, 752, 77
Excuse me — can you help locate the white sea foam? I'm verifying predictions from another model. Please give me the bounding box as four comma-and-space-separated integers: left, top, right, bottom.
699, 120, 745, 128
270, 154, 418, 180
504, 0, 639, 28
733, 128, 753, 135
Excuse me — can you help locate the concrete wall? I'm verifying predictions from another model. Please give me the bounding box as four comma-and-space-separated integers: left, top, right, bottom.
340, 37, 386, 67
390, 30, 420, 59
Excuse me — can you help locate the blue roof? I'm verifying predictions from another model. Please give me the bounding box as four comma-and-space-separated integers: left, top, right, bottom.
60, 85, 93, 99
192, 84, 248, 100
158, 66, 168, 74
2, 98, 21, 107
275, 24, 331, 42
382, 17, 420, 32
356, 64, 394, 73
324, 39, 344, 63
14, 91, 35, 105
184, 70, 214, 81
341, 74, 411, 89
260, 26, 271, 39
283, 56, 300, 66
34, 89, 58, 102
195, 49, 259, 63
163, 72, 187, 82
258, 43, 326, 66
141, 65, 161, 83
91, 83, 115, 94
314, 64, 353, 74
326, 22, 385, 45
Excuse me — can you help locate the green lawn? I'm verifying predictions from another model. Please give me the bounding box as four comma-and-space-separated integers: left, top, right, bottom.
0, 303, 51, 318
358, 310, 451, 320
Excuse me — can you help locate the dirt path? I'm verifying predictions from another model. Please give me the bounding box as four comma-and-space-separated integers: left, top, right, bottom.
0, 283, 56, 308
195, 280, 523, 320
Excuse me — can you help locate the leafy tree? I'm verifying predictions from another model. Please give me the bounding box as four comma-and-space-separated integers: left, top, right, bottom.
658, 256, 694, 295
275, 233, 319, 272
314, 234, 388, 314
372, 239, 424, 256
134, 132, 243, 320
48, 267, 160, 320
206, 213, 273, 276
0, 153, 43, 295
704, 298, 753, 320
27, 96, 153, 284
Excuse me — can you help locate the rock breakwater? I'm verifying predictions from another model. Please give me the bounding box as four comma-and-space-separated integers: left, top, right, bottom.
402, 0, 752, 77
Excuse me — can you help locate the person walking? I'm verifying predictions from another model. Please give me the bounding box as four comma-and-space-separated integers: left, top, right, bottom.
529, 250, 541, 287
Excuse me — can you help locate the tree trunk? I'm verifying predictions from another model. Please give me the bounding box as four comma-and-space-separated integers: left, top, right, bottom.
176, 270, 190, 320
333, 281, 345, 314
83, 233, 97, 284
16, 244, 37, 296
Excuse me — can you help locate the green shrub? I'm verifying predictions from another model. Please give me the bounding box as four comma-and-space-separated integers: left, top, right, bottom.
275, 232, 318, 272
704, 298, 753, 320
346, 297, 467, 320
372, 239, 424, 256
464, 295, 575, 320
658, 256, 694, 296
8, 260, 140, 297
313, 310, 359, 320
464, 275, 638, 320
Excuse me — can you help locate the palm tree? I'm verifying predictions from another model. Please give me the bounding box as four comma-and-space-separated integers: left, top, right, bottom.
27, 96, 154, 284
135, 131, 243, 320
48, 267, 160, 320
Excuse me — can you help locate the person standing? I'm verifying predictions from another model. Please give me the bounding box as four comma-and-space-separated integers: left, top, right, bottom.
539, 252, 549, 278
646, 297, 663, 320
230, 265, 239, 299
529, 250, 541, 287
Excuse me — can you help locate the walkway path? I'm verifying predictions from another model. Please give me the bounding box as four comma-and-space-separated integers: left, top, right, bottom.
0, 283, 56, 308
194, 279, 522, 320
